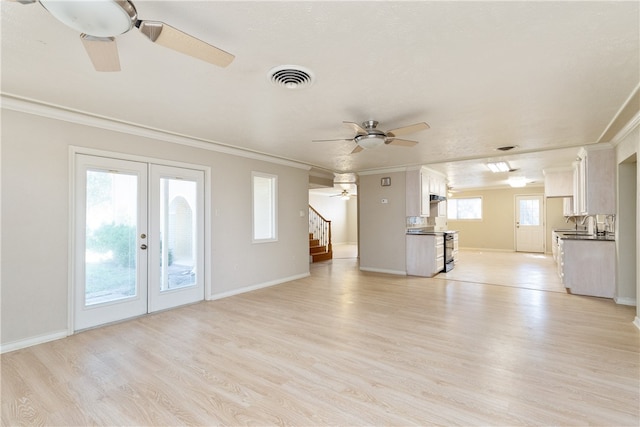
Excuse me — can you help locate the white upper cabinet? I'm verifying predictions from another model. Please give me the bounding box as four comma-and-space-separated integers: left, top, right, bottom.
544, 167, 573, 197
575, 144, 615, 215
406, 167, 448, 217
406, 168, 430, 217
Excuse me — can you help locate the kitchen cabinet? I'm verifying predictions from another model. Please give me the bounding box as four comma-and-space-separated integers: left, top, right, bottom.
406, 168, 430, 217
562, 197, 574, 216
544, 167, 573, 197
406, 234, 444, 277
559, 238, 615, 298
406, 167, 448, 217
574, 145, 615, 215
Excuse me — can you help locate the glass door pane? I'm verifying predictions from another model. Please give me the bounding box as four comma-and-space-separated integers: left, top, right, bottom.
75, 155, 148, 331
149, 165, 204, 313
85, 170, 138, 305
159, 177, 197, 291
519, 199, 540, 226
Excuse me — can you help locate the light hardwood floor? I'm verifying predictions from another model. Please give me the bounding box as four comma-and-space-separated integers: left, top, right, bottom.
2, 255, 639, 426
439, 250, 566, 293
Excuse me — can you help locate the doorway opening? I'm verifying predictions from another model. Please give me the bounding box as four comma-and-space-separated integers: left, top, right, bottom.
308, 185, 359, 260
617, 154, 637, 305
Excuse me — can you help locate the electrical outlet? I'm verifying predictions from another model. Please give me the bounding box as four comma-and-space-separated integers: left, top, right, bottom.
381, 198, 388, 204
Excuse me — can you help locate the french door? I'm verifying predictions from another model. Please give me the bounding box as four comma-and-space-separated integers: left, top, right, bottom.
74, 154, 204, 330
515, 195, 544, 253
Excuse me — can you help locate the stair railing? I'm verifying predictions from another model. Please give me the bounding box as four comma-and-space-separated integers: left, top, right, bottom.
309, 205, 332, 255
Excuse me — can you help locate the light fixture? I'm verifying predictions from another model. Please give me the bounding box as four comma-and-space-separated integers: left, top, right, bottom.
486, 161, 510, 173
508, 177, 527, 188
39, 0, 137, 37
341, 194, 351, 201
354, 134, 385, 149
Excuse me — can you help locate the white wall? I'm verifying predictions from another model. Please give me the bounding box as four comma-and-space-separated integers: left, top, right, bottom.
346, 197, 358, 244
448, 187, 557, 251
358, 171, 407, 274
1, 108, 311, 348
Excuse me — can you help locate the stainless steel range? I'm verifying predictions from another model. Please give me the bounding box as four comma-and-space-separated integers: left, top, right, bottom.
443, 232, 455, 272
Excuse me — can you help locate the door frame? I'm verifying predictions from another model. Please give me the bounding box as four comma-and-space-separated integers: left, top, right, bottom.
68, 146, 212, 333
514, 194, 546, 253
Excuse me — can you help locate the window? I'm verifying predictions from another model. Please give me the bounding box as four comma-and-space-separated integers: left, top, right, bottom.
448, 197, 482, 220
252, 172, 277, 242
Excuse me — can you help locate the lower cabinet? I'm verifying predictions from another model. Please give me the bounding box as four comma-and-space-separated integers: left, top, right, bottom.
406, 234, 444, 277
560, 239, 615, 298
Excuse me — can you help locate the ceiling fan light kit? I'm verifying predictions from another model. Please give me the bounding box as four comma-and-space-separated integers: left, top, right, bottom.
39, 0, 137, 36
313, 119, 429, 154
355, 133, 386, 149
30, 0, 235, 71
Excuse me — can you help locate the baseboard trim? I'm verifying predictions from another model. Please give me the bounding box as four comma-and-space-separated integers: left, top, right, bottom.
359, 267, 407, 276
615, 296, 637, 306
634, 317, 640, 331
1, 330, 69, 354
208, 272, 311, 301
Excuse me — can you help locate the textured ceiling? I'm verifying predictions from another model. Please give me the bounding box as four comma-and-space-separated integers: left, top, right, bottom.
2, 1, 639, 189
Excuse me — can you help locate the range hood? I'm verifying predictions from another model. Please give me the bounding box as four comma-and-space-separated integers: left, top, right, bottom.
430, 194, 446, 202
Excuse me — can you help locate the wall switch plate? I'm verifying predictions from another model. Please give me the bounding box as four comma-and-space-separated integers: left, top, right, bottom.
381, 198, 388, 204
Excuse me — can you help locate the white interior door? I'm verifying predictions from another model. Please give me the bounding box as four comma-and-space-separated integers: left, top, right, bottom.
75, 155, 205, 330
515, 195, 544, 253
74, 155, 148, 330
148, 165, 204, 312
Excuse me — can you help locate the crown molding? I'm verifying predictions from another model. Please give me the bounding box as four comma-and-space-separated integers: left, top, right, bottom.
610, 110, 640, 147
358, 167, 409, 176
1, 94, 311, 171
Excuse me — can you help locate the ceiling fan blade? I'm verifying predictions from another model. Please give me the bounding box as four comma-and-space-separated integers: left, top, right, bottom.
136, 21, 235, 68
80, 34, 121, 72
386, 122, 430, 137
387, 138, 419, 147
312, 138, 354, 143
351, 145, 364, 154
343, 121, 368, 135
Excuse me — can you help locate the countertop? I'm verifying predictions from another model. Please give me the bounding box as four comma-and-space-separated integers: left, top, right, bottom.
557, 232, 615, 242
406, 229, 458, 235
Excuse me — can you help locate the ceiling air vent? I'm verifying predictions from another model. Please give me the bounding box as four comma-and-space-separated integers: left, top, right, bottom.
496, 145, 518, 152
269, 65, 314, 89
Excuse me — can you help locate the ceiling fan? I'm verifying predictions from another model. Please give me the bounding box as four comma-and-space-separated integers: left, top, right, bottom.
313, 120, 430, 154
12, 0, 235, 72
330, 189, 356, 200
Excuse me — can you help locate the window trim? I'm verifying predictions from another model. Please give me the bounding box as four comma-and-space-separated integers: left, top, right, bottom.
447, 196, 483, 221
251, 171, 278, 243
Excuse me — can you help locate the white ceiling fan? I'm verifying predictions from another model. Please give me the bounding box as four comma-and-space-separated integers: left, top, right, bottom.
12, 0, 235, 72
330, 189, 356, 200
313, 120, 430, 154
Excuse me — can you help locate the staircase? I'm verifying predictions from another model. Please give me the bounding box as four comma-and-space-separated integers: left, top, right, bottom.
309, 205, 332, 263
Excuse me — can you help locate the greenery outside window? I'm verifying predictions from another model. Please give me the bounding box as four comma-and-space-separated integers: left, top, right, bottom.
252, 171, 278, 242
448, 197, 482, 220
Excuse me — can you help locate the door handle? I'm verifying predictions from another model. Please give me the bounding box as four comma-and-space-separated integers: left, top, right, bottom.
140, 244, 147, 250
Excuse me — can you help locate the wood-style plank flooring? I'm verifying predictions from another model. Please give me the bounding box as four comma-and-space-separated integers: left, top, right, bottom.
439, 250, 566, 293
2, 253, 639, 426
